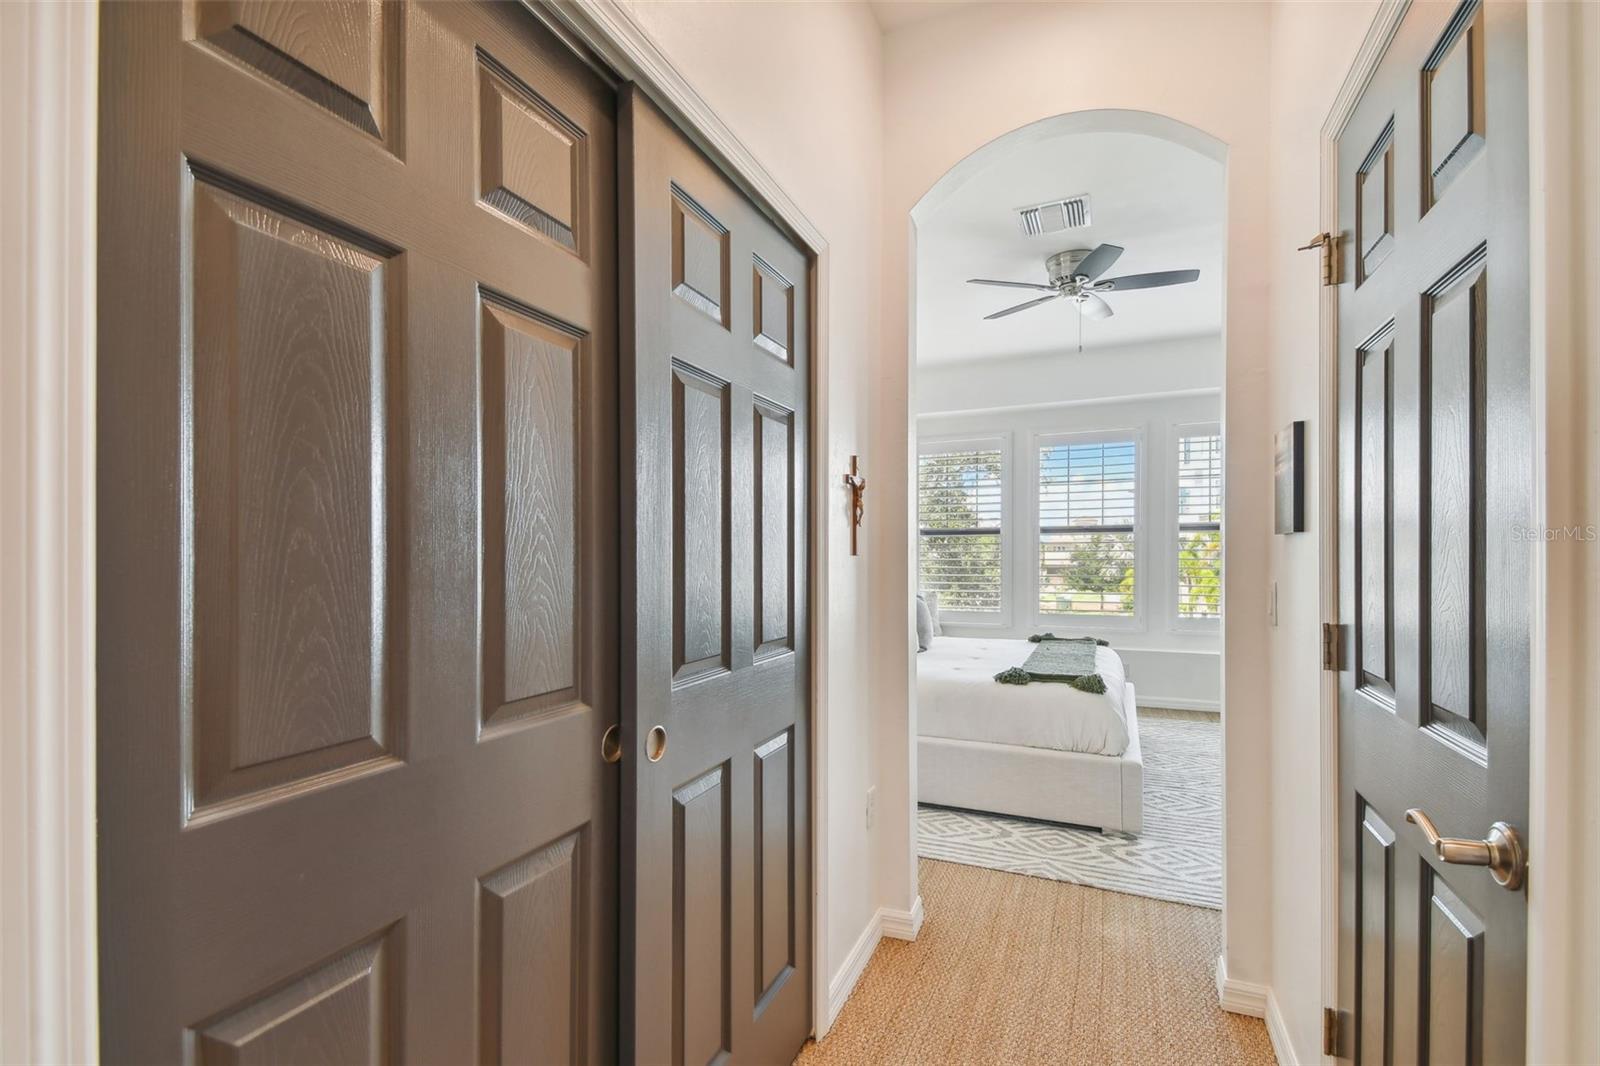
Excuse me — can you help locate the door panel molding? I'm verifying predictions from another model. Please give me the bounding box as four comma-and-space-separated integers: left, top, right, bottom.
182, 165, 407, 822
190, 924, 404, 1064
477, 829, 588, 1064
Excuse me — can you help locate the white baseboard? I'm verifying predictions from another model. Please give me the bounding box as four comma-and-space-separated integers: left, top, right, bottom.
1137, 696, 1221, 713
1264, 989, 1299, 1066
824, 896, 926, 1034
880, 894, 924, 940
826, 911, 883, 1032
1216, 956, 1305, 1064
1215, 954, 1269, 1017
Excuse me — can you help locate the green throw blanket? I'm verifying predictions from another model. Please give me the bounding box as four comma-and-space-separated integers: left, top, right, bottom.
994, 635, 1108, 694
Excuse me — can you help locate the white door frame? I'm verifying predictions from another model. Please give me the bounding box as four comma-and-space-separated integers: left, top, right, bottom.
1317, 2, 1595, 1061
0, 2, 100, 1062
1, 0, 841, 1057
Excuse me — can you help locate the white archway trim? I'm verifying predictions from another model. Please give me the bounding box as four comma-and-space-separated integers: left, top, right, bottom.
911, 107, 1227, 223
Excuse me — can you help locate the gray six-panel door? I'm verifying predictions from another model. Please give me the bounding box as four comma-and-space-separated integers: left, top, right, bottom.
620, 87, 813, 1066
1336, 1, 1530, 1062
97, 2, 619, 1060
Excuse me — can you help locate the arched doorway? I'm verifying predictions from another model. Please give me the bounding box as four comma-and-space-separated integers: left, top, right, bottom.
896, 106, 1241, 951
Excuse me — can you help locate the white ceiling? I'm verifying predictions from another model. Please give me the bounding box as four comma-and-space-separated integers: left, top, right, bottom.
915, 130, 1225, 366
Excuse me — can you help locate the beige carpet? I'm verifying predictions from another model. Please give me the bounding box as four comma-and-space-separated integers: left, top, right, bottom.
795, 859, 1275, 1066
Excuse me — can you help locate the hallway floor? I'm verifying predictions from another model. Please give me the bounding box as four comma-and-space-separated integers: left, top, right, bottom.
795, 859, 1275, 1066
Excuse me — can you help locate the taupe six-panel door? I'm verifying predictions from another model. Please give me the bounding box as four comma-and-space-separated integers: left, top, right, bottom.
1336, 1, 1530, 1063
98, 2, 618, 1060
620, 89, 813, 1066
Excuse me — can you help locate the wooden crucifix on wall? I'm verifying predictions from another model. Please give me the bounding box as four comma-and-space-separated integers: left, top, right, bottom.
843, 455, 866, 556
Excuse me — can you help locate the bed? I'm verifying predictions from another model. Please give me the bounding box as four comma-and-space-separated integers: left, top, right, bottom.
917, 637, 1144, 833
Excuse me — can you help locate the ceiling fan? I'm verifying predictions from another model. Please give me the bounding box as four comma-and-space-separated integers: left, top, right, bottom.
968, 244, 1200, 323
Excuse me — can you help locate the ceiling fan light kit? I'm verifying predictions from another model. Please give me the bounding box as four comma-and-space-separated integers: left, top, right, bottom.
967, 242, 1202, 349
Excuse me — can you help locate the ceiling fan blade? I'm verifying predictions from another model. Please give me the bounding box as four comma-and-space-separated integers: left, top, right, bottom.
1075, 243, 1125, 281
967, 278, 1056, 292
1100, 268, 1201, 291
984, 293, 1060, 320
1077, 293, 1114, 320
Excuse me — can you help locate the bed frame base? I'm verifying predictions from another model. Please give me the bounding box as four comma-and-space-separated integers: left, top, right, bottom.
917, 682, 1144, 834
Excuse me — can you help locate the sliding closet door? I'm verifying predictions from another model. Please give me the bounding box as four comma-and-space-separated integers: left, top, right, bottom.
620, 86, 813, 1065
97, 2, 618, 1060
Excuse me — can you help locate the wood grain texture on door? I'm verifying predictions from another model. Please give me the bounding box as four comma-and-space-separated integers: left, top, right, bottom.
622, 87, 813, 1066
97, 2, 619, 1061
1335, 1, 1529, 1062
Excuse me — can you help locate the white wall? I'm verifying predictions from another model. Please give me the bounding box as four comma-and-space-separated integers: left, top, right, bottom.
877, 0, 1275, 990
611, 0, 888, 1024
919, 387, 1223, 709
1260, 4, 1379, 1060
917, 334, 1223, 417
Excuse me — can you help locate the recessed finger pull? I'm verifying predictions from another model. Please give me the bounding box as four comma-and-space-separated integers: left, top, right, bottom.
600, 724, 622, 764
645, 725, 667, 763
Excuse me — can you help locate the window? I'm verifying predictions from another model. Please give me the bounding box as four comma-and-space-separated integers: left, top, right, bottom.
1177, 431, 1223, 620
918, 444, 1004, 616
1038, 438, 1137, 617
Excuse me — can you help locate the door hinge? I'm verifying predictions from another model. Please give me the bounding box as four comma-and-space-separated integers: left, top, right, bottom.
1322, 1006, 1347, 1058
1321, 622, 1346, 671
1298, 232, 1341, 286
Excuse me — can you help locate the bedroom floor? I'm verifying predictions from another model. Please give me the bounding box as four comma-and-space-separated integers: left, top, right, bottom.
793, 859, 1275, 1066
917, 707, 1222, 908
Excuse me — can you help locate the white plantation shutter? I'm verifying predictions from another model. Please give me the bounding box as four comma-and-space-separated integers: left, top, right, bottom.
918, 446, 1003, 615
1177, 432, 1223, 619
1038, 439, 1137, 617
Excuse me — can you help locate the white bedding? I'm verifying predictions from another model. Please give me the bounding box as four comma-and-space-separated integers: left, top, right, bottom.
917, 638, 1130, 756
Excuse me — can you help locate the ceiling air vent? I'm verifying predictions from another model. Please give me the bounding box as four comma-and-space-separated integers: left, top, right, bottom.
1017, 194, 1091, 236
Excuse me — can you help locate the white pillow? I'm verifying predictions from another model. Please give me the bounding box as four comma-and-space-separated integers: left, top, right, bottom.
923, 590, 942, 636
914, 595, 934, 652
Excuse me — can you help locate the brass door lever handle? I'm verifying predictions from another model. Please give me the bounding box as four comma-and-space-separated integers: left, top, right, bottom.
1405, 808, 1526, 891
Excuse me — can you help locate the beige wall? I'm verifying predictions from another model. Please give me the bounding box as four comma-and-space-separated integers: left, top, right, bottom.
1526, 3, 1600, 1061
878, 0, 1277, 988
1261, 2, 1379, 1061
614, 0, 889, 1014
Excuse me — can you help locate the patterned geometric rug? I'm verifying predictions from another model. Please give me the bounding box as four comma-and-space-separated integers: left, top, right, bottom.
916, 710, 1222, 909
